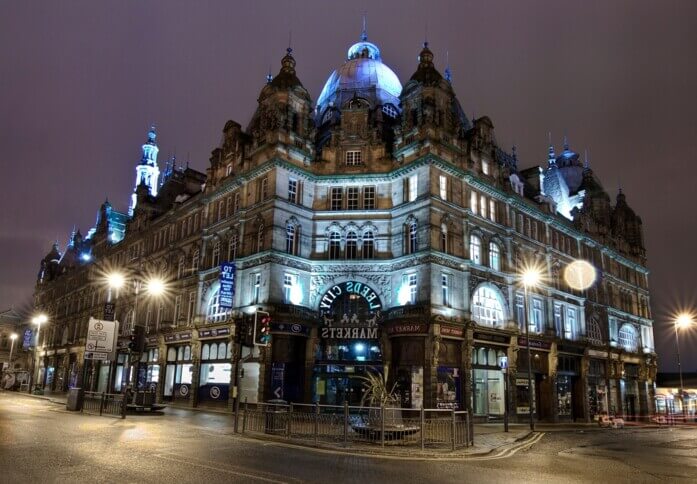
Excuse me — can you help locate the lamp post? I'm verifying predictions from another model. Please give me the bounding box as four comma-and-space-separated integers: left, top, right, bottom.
7, 333, 17, 370
674, 313, 693, 420
521, 268, 542, 432
29, 314, 48, 394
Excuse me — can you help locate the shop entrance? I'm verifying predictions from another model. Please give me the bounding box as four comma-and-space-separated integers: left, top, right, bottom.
313, 364, 382, 406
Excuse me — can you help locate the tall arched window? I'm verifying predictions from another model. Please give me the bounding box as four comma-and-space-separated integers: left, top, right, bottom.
207, 289, 228, 323
211, 240, 221, 267
363, 231, 374, 259
440, 224, 448, 253
256, 223, 265, 252
586, 316, 603, 346
286, 223, 298, 255
228, 233, 238, 260
191, 249, 200, 272
407, 221, 417, 254
489, 242, 501, 271
472, 285, 506, 328
618, 324, 638, 352
470, 235, 482, 264
329, 231, 341, 259
346, 231, 358, 260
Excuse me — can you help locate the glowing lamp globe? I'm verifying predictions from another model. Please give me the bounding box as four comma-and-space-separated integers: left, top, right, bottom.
564, 260, 596, 290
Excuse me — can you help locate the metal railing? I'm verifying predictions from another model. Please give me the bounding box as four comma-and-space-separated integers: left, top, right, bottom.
237, 401, 471, 451
82, 391, 127, 419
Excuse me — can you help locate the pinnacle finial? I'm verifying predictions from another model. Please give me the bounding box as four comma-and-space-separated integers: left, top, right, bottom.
584, 149, 590, 170
444, 50, 452, 82
563, 134, 569, 151
361, 12, 368, 41
548, 132, 556, 165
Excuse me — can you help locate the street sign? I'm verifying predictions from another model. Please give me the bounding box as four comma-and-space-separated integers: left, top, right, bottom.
219, 262, 236, 310
84, 352, 108, 361
103, 302, 116, 321
85, 317, 117, 356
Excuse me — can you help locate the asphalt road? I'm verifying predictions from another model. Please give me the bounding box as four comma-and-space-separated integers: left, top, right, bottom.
1, 393, 696, 483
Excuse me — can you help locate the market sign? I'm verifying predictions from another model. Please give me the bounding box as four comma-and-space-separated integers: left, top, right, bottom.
321, 326, 379, 339
440, 325, 464, 338
164, 331, 192, 343
386, 323, 428, 336
218, 262, 236, 310
319, 281, 381, 311
517, 337, 552, 350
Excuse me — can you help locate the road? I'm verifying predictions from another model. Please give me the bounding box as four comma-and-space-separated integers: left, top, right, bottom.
1, 393, 696, 483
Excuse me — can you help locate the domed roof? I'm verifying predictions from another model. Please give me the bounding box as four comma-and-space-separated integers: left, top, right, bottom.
315, 34, 402, 123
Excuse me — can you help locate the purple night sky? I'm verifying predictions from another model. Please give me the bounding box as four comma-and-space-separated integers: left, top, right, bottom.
1, 1, 695, 371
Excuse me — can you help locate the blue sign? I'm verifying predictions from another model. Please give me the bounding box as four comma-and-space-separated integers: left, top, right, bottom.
22, 329, 33, 350
219, 262, 236, 309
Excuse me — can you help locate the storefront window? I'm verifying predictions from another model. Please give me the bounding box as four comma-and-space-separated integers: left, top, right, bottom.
164, 344, 193, 399
436, 367, 461, 409
198, 340, 232, 403
472, 346, 506, 415
557, 375, 573, 416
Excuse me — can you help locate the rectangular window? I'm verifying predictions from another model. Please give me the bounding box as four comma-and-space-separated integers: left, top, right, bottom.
177, 256, 185, 279
489, 199, 496, 222
233, 193, 240, 213
346, 150, 362, 166
480, 195, 487, 219
531, 298, 543, 334
441, 274, 450, 307
283, 274, 294, 304
212, 242, 220, 267
363, 186, 376, 209
471, 191, 478, 215
187, 292, 196, 325
217, 200, 223, 222
288, 179, 298, 203
408, 174, 418, 202
409, 274, 417, 304
516, 294, 525, 332
173, 295, 182, 326
331, 187, 343, 210
482, 159, 490, 175
439, 175, 447, 200
347, 187, 359, 210
252, 273, 261, 304
554, 303, 563, 336
228, 234, 238, 260
260, 177, 269, 201
565, 307, 577, 340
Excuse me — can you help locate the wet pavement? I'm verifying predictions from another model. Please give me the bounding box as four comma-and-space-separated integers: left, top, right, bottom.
2, 392, 696, 483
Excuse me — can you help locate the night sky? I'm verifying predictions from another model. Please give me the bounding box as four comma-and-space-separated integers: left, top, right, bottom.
1, 1, 695, 371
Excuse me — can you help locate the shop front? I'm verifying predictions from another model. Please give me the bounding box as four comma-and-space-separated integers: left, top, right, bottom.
516, 337, 552, 422
163, 332, 193, 402
621, 363, 640, 420
388, 323, 428, 409
197, 327, 232, 407
269, 323, 308, 404
139, 346, 161, 392
556, 345, 586, 421
586, 351, 609, 420
471, 331, 510, 420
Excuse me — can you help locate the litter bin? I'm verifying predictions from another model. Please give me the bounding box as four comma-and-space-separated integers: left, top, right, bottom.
264, 399, 288, 434
66, 387, 84, 411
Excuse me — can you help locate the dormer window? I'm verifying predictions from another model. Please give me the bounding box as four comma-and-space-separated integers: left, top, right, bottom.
382, 104, 398, 118
226, 164, 232, 176
346, 150, 362, 166
482, 160, 490, 175
322, 109, 333, 124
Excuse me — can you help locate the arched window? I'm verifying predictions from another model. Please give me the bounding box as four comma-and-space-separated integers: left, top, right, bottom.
470, 235, 481, 265
472, 285, 506, 328
363, 231, 374, 259
211, 240, 221, 267
329, 231, 341, 259
587, 317, 603, 346
191, 249, 200, 272
618, 324, 638, 352
256, 223, 265, 252
489, 242, 501, 271
207, 289, 228, 323
440, 224, 448, 253
346, 231, 358, 260
407, 221, 417, 254
382, 104, 398, 118
286, 223, 298, 255
228, 233, 238, 260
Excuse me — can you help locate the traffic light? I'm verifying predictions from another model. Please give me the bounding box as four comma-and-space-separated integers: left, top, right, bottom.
254, 310, 271, 346
235, 320, 248, 345
129, 325, 145, 353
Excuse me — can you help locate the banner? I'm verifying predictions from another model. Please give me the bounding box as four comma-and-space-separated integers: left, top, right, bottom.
219, 262, 236, 309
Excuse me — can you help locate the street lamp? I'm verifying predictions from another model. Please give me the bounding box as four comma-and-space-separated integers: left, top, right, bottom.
29, 313, 48, 394
7, 333, 17, 371
674, 313, 694, 419
521, 267, 542, 432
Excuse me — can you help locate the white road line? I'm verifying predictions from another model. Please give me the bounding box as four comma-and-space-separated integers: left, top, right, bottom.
152, 453, 293, 484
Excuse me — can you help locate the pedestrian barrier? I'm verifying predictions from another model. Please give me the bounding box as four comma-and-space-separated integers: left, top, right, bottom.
237, 401, 471, 451
81, 391, 127, 419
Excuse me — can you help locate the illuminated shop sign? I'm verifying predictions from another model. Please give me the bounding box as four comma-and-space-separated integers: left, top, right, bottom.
320, 326, 379, 339
319, 281, 382, 339
319, 281, 382, 311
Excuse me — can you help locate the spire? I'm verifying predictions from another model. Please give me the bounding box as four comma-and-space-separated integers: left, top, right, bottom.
548, 132, 556, 166
266, 65, 273, 84
511, 145, 518, 169
361, 12, 368, 41
130, 126, 161, 216
563, 134, 569, 151
584, 149, 590, 171
444, 50, 452, 83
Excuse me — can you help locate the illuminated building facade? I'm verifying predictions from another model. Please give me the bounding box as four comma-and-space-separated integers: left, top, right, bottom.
33, 31, 656, 421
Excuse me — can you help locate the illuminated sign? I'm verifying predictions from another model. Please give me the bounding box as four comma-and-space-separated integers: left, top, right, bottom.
319, 281, 381, 311
219, 262, 236, 309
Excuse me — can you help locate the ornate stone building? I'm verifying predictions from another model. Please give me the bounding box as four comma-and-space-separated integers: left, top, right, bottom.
32, 31, 656, 422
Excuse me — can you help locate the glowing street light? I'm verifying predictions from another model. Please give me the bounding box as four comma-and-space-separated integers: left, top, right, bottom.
144, 277, 166, 297
7, 333, 17, 370
564, 260, 597, 291
674, 312, 694, 418
29, 313, 48, 394
520, 266, 543, 432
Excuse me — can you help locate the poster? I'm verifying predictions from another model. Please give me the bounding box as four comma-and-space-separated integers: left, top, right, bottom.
436, 366, 461, 409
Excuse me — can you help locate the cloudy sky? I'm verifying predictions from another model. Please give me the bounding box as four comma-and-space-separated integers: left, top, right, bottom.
1, 0, 695, 371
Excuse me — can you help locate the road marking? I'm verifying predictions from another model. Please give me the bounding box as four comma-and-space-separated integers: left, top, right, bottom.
152, 452, 296, 483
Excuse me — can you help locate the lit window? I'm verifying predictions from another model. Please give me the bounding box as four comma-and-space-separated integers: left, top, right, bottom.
619, 324, 638, 352
346, 231, 358, 260
363, 231, 374, 259
408, 221, 418, 254
408, 174, 418, 202
207, 289, 228, 323
488, 242, 500, 271
530, 298, 544, 333
346, 150, 362, 166
173, 294, 181, 325
470, 235, 481, 264
480, 195, 487, 218
470, 191, 478, 215
489, 199, 496, 222
442, 274, 450, 307
382, 104, 398, 118
482, 160, 490, 175
440, 224, 448, 253
288, 179, 298, 203
554, 303, 563, 336
472, 286, 505, 328
226, 164, 233, 176
565, 307, 577, 340
228, 234, 238, 260
211, 241, 221, 267
329, 231, 341, 259
587, 317, 603, 346
347, 187, 359, 210
251, 273, 261, 304
439, 175, 447, 200
515, 294, 525, 331
331, 187, 343, 211
283, 274, 295, 304
363, 186, 376, 209
286, 224, 298, 255
409, 274, 417, 304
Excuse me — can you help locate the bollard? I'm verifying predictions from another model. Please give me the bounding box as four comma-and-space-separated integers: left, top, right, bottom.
420, 407, 425, 450
381, 404, 385, 447
451, 409, 456, 451
242, 397, 248, 434
343, 401, 349, 447
314, 402, 319, 444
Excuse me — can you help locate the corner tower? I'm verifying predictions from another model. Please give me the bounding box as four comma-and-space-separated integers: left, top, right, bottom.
129, 126, 160, 216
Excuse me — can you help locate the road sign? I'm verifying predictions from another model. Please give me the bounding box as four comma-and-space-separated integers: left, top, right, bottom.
103, 302, 116, 321
84, 352, 108, 360
85, 317, 116, 356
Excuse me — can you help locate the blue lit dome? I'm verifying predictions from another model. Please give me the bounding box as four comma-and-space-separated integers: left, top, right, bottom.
315, 35, 402, 124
